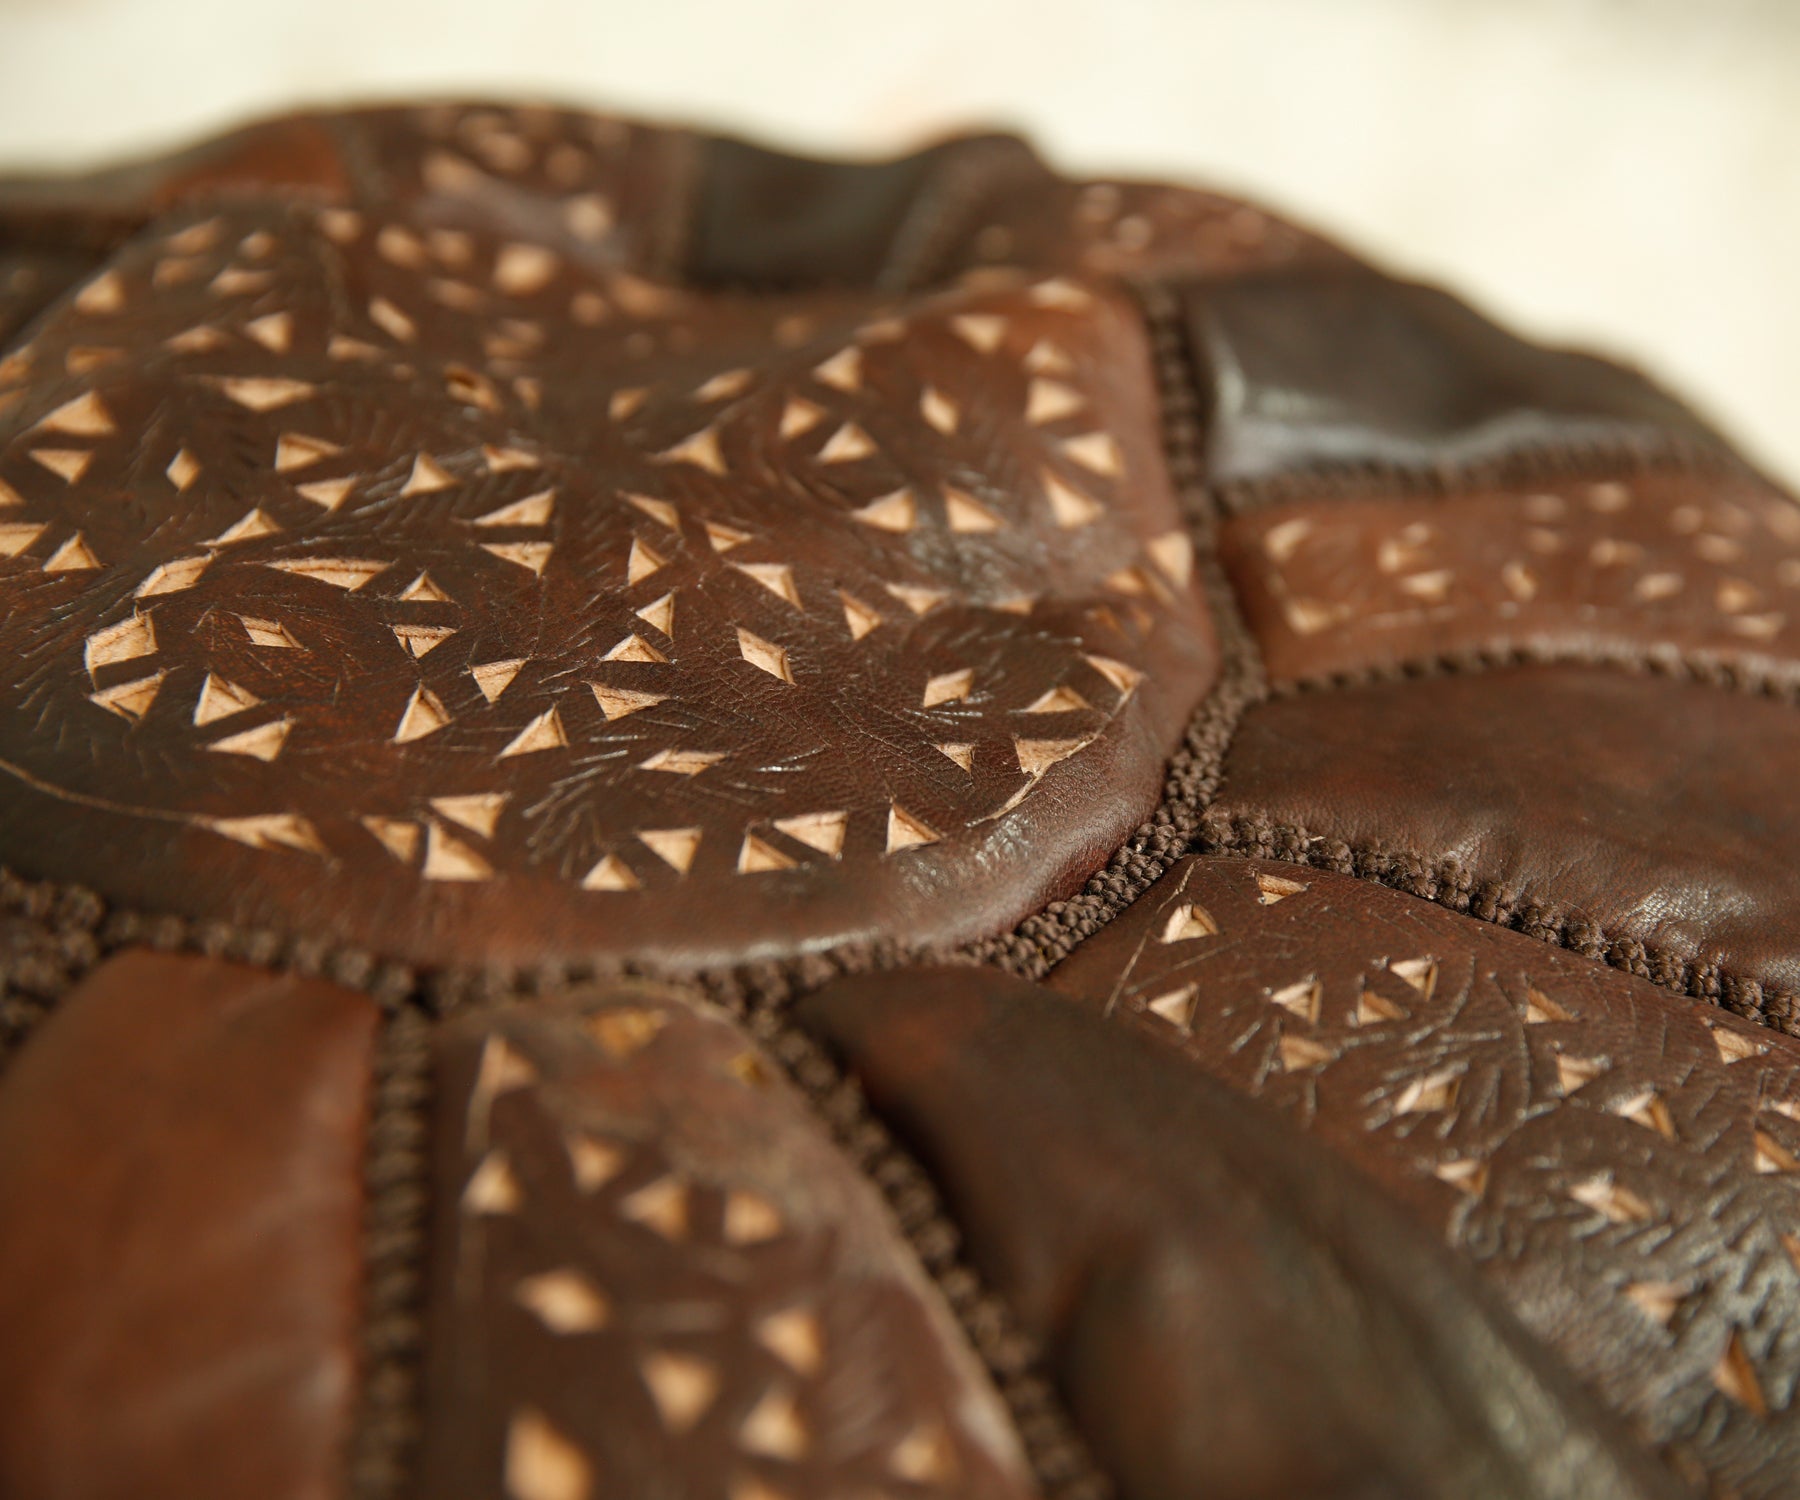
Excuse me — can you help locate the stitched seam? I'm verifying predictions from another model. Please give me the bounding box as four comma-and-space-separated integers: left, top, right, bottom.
1197, 810, 1800, 1038
1213, 432, 1756, 515
1267, 641, 1800, 706
961, 277, 1271, 979
743, 1006, 1113, 1500
345, 1003, 433, 1500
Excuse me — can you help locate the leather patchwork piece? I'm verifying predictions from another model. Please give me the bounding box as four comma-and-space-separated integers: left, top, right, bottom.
0, 192, 1212, 968
939, 173, 1350, 288
1048, 856, 1800, 1497
1222, 470, 1800, 686
1182, 270, 1721, 495
800, 966, 1681, 1500
689, 131, 1046, 290
421, 983, 1032, 1500
323, 104, 692, 275
0, 949, 377, 1500
1212, 666, 1800, 1009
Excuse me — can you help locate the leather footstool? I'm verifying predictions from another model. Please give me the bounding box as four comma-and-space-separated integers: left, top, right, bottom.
0, 102, 1792, 1499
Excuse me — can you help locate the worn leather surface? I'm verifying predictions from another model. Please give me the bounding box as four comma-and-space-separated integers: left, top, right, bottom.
0, 949, 377, 1500
1049, 856, 1800, 1496
1181, 270, 1726, 496
0, 107, 1215, 971
421, 982, 1032, 1500
1211, 665, 1800, 1012
1223, 469, 1800, 686
800, 965, 1685, 1500
0, 99, 1793, 1500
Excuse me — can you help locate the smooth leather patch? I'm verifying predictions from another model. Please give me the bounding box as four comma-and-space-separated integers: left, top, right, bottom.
800, 965, 1682, 1500
0, 191, 1212, 971
0, 949, 377, 1500
1211, 666, 1800, 1008
1222, 470, 1800, 686
689, 132, 1046, 290
1183, 269, 1720, 493
419, 983, 1032, 1500
1049, 855, 1800, 1496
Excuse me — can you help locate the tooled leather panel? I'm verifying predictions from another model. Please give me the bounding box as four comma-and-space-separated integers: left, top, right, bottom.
1047, 856, 1800, 1496
0, 949, 377, 1500
0, 190, 1213, 969
1179, 270, 1726, 497
1210, 666, 1800, 1009
421, 983, 1033, 1500
800, 965, 1682, 1500
1222, 470, 1800, 688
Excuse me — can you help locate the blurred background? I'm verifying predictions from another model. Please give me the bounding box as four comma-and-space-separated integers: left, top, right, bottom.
0, 0, 1792, 481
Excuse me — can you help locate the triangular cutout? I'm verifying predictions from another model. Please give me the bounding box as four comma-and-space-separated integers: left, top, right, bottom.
812, 347, 862, 392
295, 477, 355, 511
738, 833, 798, 874
394, 688, 450, 742
1147, 986, 1199, 1032
390, 624, 456, 659
473, 488, 555, 527
704, 521, 751, 553
1158, 902, 1219, 943
208, 509, 280, 546
274, 432, 340, 473
499, 707, 567, 758
88, 671, 165, 721
1026, 378, 1084, 424
852, 489, 915, 532
430, 793, 508, 838
773, 810, 847, 858
657, 426, 726, 475
817, 423, 875, 463
634, 592, 676, 635
399, 453, 455, 495
840, 592, 882, 639
627, 536, 666, 583
625, 493, 680, 530
480, 541, 551, 574
194, 673, 261, 724
399, 572, 452, 603
638, 827, 701, 873
591, 684, 667, 720
734, 562, 800, 607
470, 659, 525, 702
582, 854, 640, 891
604, 633, 667, 664
886, 804, 939, 853
944, 488, 1000, 533
207, 717, 291, 761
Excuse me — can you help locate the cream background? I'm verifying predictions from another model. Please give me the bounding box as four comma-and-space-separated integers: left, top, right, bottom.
0, 0, 1792, 481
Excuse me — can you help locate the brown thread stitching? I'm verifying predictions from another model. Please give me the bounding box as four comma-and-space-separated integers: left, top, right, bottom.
345, 1003, 434, 1500
1212, 432, 1756, 516
1196, 809, 1800, 1038
739, 1005, 1113, 1500
1266, 640, 1800, 707
962, 277, 1270, 979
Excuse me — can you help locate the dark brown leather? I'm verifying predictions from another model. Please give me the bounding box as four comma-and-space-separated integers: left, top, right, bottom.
0, 949, 377, 1499
1048, 855, 1800, 1496
421, 981, 1032, 1500
1210, 665, 1800, 1013
689, 131, 1050, 290
0, 100, 1793, 1500
1222, 469, 1800, 687
1181, 270, 1725, 495
0, 123, 1214, 970
800, 965, 1685, 1500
